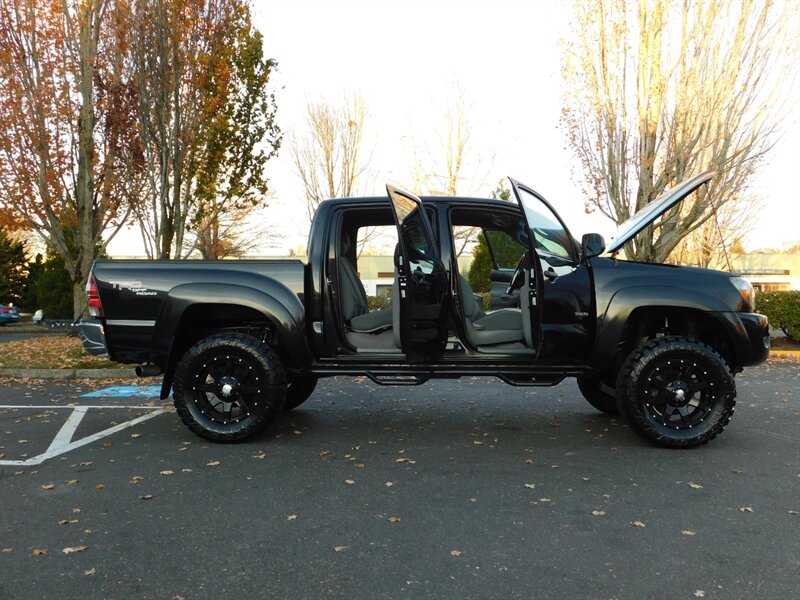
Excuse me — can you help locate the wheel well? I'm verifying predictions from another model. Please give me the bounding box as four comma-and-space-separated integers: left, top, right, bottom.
159, 303, 280, 398
616, 307, 735, 369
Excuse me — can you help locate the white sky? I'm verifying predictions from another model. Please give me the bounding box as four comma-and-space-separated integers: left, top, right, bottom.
108, 0, 800, 257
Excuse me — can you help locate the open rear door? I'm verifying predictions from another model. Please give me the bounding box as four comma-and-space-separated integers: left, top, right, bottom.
509, 178, 554, 355
386, 185, 449, 362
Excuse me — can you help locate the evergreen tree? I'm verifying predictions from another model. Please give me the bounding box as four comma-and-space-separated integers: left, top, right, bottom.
0, 229, 28, 306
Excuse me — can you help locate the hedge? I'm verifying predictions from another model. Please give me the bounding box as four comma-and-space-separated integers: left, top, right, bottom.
758, 291, 800, 342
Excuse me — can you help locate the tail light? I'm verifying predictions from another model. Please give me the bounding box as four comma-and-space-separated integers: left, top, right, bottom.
86, 274, 104, 317
0, 307, 8, 314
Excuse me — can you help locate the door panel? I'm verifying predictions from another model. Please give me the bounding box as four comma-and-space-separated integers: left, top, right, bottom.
489, 269, 519, 310
386, 185, 449, 362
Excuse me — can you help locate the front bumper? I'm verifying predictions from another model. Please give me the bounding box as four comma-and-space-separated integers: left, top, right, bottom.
78, 318, 109, 358
737, 312, 769, 367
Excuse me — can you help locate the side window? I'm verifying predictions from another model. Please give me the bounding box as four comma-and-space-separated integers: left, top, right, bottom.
355, 224, 398, 306
485, 229, 526, 269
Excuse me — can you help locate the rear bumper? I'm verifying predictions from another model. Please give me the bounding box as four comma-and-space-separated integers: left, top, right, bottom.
78, 318, 109, 358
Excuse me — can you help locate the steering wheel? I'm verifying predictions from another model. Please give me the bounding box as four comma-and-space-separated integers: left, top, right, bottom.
506, 252, 528, 294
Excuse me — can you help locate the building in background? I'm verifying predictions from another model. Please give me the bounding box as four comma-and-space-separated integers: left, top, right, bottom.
731, 252, 800, 291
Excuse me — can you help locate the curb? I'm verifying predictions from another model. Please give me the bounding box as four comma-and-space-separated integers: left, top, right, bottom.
0, 368, 137, 379
769, 350, 800, 357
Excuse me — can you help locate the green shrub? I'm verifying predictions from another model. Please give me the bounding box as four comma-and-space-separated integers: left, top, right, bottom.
367, 295, 391, 311
758, 291, 800, 342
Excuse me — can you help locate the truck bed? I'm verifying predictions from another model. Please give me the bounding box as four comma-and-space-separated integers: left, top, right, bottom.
90, 259, 306, 364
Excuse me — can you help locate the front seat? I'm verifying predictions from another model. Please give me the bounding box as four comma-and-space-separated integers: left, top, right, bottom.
458, 275, 524, 346
338, 233, 393, 332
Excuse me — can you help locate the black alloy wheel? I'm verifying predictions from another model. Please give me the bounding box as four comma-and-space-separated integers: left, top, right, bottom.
617, 337, 735, 448
173, 333, 286, 442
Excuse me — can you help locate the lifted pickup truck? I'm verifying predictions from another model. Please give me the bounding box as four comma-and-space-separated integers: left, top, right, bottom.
82, 172, 769, 448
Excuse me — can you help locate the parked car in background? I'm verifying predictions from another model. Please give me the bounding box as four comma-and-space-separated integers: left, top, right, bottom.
0, 304, 19, 325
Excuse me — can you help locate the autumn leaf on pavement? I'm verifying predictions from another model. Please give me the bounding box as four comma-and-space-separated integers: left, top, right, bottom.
591, 510, 606, 516
139, 495, 154, 500
41, 484, 55, 491
450, 550, 462, 557
523, 483, 535, 489
84, 568, 96, 576
345, 480, 355, 485
62, 545, 88, 554
287, 515, 297, 521
333, 546, 348, 553
95, 484, 105, 490
681, 530, 697, 536
32, 549, 47, 556
739, 506, 754, 513
633, 521, 646, 528
206, 460, 220, 467
688, 482, 703, 489
387, 516, 401, 523
160, 470, 174, 476
129, 476, 144, 485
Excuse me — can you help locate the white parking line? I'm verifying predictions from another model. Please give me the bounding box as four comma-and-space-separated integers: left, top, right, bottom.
0, 405, 168, 467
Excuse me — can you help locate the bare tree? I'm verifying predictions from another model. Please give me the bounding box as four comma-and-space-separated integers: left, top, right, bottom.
410, 85, 492, 257
562, 0, 798, 262
291, 93, 371, 221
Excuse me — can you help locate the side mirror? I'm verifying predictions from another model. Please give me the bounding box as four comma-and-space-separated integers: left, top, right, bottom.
581, 233, 605, 259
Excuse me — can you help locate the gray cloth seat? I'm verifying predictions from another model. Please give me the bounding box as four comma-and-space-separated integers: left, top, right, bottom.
339, 235, 393, 333
458, 275, 523, 346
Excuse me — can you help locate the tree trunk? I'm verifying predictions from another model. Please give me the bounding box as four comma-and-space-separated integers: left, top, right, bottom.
73, 279, 88, 321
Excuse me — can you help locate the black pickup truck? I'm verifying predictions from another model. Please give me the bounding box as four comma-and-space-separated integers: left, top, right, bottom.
82, 172, 769, 448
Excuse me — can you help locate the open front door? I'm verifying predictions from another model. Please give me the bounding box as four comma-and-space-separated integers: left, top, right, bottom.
386, 185, 449, 362
508, 178, 564, 356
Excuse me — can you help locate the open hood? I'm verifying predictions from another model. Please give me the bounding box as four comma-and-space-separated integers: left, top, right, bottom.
606, 171, 715, 254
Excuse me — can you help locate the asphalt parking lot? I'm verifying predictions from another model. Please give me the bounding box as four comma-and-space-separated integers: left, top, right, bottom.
1, 363, 798, 600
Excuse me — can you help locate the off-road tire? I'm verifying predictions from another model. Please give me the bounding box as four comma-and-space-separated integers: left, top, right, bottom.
616, 336, 735, 448
173, 333, 287, 442
577, 374, 620, 415
283, 377, 318, 411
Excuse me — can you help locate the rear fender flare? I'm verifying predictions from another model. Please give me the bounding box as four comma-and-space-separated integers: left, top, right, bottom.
155, 283, 308, 398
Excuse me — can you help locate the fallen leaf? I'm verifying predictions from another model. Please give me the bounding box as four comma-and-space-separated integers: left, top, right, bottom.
681, 530, 697, 536
65, 479, 78, 486
72, 508, 81, 513
523, 483, 535, 489
789, 510, 799, 515
450, 550, 462, 557
591, 510, 606, 516
333, 546, 348, 553
345, 480, 355, 485
385, 481, 394, 487
694, 591, 705, 598
206, 460, 220, 467
387, 516, 401, 523
539, 498, 552, 502
84, 568, 96, 576
32, 549, 47, 556
160, 470, 174, 476
102, 442, 112, 448
633, 521, 646, 528
129, 476, 143, 485
287, 515, 297, 521
131, 433, 142, 438
139, 494, 154, 500
688, 482, 703, 489
252, 452, 266, 460
319, 450, 330, 458
62, 545, 88, 554
181, 468, 192, 473
524, 458, 534, 465
2, 548, 13, 553
41, 483, 55, 491
355, 463, 366, 468
95, 484, 105, 490
395, 458, 416, 464
57, 519, 78, 525
739, 506, 754, 513
79, 462, 92, 466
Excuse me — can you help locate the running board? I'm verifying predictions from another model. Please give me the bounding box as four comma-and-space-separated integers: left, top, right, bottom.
365, 372, 432, 386
496, 373, 565, 387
